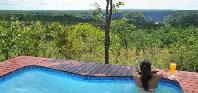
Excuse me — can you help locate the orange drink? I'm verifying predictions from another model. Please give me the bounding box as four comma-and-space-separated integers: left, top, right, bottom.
170, 63, 176, 76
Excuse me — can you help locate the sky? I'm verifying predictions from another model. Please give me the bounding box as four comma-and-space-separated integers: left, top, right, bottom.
0, 0, 197, 10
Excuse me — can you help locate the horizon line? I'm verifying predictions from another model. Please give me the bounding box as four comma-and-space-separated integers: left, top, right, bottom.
0, 9, 197, 11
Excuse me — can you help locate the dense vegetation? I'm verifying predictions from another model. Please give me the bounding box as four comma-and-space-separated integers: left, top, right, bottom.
0, 10, 197, 72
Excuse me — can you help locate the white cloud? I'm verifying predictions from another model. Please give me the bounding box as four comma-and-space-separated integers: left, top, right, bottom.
0, 0, 197, 10
122, 0, 198, 10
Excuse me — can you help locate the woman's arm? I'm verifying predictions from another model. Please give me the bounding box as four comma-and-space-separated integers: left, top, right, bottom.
154, 70, 163, 80
133, 71, 142, 88
151, 69, 160, 74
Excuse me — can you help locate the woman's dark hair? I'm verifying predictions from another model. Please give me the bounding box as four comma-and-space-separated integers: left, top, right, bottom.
140, 60, 152, 91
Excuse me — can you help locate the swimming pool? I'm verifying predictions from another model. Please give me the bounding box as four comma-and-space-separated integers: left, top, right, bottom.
0, 66, 183, 93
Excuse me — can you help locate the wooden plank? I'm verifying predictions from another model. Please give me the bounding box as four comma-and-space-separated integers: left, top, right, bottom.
107, 65, 121, 76
67, 61, 83, 72
89, 64, 106, 76
74, 62, 89, 74
102, 65, 117, 75
83, 63, 99, 75
61, 62, 76, 72
51, 65, 62, 70
180, 74, 198, 79
54, 64, 66, 71
95, 64, 112, 75
127, 67, 135, 76
69, 62, 86, 73
78, 63, 95, 75
113, 66, 125, 76
120, 67, 130, 76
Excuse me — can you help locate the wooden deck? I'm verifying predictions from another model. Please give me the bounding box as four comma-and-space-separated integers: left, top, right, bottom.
0, 56, 198, 93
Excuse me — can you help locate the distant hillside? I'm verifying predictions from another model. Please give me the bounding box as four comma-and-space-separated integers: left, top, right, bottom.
0, 10, 197, 25
0, 10, 98, 25
52, 9, 175, 23
143, 10, 172, 23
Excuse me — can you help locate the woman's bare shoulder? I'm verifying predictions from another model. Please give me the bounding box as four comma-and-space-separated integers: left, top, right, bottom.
133, 71, 141, 77
133, 71, 141, 81
152, 70, 163, 80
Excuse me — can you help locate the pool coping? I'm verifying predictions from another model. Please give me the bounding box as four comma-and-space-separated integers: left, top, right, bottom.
0, 56, 197, 93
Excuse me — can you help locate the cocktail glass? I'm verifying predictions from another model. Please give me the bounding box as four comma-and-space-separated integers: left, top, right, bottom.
170, 63, 176, 79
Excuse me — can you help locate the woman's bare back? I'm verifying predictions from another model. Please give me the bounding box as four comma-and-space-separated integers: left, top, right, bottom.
133, 70, 163, 92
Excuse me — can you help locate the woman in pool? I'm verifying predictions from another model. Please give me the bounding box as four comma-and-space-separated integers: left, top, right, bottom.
133, 60, 163, 93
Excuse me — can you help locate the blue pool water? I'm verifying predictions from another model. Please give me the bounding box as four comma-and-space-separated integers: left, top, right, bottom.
0, 67, 182, 93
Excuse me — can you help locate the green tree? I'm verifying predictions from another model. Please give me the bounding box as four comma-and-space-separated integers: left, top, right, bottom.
93, 0, 124, 64
0, 19, 21, 59
111, 18, 136, 50
66, 23, 105, 60
29, 21, 44, 56
64, 23, 120, 63
48, 22, 68, 58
